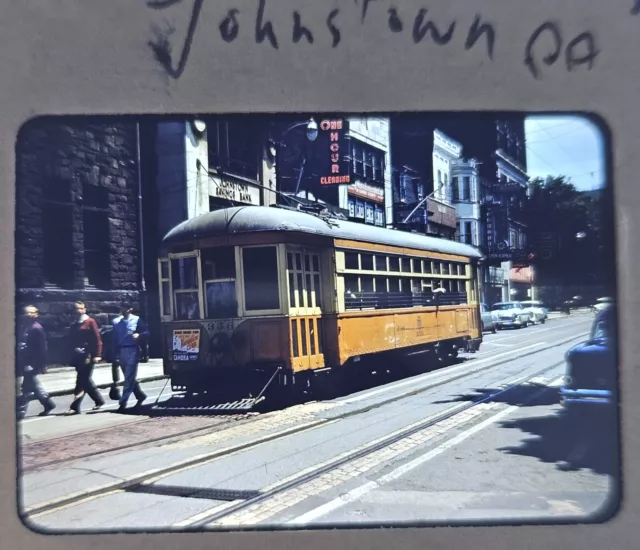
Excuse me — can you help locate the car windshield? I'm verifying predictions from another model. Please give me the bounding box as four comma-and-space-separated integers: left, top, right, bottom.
591, 311, 613, 342
493, 303, 518, 310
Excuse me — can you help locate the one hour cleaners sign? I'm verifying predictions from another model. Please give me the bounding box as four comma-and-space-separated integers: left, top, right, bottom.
316, 118, 351, 185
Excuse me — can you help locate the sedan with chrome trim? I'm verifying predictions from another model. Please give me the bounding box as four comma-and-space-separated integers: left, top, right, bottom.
559, 306, 615, 410
491, 301, 532, 329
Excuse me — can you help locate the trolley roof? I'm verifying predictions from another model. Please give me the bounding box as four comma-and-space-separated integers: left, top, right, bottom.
162, 205, 483, 259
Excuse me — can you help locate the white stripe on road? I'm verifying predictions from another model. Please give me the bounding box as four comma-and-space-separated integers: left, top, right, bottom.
338, 342, 546, 405
483, 343, 513, 347
289, 403, 521, 524
290, 377, 562, 525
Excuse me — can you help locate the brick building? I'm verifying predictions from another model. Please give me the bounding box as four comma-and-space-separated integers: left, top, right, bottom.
15, 120, 143, 363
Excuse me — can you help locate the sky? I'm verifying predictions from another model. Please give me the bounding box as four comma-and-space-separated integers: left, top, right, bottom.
525, 115, 605, 191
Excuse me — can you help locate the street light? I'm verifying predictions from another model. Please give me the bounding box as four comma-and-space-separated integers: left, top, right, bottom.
272, 118, 319, 200
305, 118, 318, 142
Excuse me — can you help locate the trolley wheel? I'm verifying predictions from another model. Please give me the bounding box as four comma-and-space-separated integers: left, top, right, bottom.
491, 324, 497, 334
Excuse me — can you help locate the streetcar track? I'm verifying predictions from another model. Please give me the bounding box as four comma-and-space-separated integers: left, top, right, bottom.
22, 325, 585, 474
181, 363, 565, 529
22, 329, 586, 519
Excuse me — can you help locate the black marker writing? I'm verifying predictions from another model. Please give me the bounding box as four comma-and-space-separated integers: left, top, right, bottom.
525, 22, 597, 79
293, 11, 314, 44
413, 9, 455, 45
566, 32, 599, 72
256, 0, 278, 49
147, 0, 182, 8
388, 7, 403, 33
524, 21, 562, 79
146, 0, 599, 81
465, 16, 495, 60
147, 0, 204, 79
359, 0, 378, 23
327, 9, 341, 48
220, 9, 240, 43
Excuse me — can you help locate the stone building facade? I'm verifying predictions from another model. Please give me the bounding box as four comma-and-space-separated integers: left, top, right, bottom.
16, 120, 142, 363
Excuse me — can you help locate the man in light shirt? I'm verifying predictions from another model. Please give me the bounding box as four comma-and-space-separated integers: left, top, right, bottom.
112, 303, 149, 412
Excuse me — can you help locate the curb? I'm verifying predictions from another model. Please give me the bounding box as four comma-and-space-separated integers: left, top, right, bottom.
45, 360, 162, 375
48, 374, 169, 398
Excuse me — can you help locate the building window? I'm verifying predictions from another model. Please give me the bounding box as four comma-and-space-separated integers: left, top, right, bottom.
365, 202, 374, 224
208, 118, 260, 180
464, 221, 473, 244
462, 177, 471, 201
438, 170, 442, 185
82, 183, 111, 289
243, 246, 280, 311
42, 179, 74, 288
348, 198, 355, 218
509, 228, 517, 248
417, 183, 424, 201
374, 205, 384, 226
352, 140, 385, 185
452, 177, 459, 201
352, 142, 364, 176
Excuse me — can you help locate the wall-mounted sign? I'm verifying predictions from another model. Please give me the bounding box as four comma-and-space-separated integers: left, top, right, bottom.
314, 118, 352, 186
510, 266, 534, 283
348, 181, 384, 203
210, 177, 260, 204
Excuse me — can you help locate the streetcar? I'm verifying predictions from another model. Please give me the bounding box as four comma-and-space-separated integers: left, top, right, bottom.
158, 205, 484, 400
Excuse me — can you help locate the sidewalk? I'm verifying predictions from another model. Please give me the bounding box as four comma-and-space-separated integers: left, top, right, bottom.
40, 359, 167, 397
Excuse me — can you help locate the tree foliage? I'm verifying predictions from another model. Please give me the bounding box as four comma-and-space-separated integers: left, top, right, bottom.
525, 176, 610, 288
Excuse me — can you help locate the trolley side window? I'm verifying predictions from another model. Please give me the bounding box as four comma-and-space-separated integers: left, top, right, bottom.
171, 255, 201, 320
242, 246, 280, 311
201, 247, 238, 319
338, 248, 473, 311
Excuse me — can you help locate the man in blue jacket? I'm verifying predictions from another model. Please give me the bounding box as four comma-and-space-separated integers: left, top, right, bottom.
112, 303, 149, 412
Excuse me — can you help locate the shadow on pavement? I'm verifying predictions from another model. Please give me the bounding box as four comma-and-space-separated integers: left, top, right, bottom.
498, 408, 620, 478
113, 355, 471, 417
433, 383, 560, 408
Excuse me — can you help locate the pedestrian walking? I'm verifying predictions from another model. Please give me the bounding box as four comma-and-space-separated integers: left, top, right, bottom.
66, 301, 105, 414
112, 304, 149, 412
16, 305, 55, 419
104, 324, 147, 404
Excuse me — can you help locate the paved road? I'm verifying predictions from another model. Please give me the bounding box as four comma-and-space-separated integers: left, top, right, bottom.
20, 314, 618, 532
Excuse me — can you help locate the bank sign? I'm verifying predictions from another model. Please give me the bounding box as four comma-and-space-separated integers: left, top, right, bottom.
314, 118, 352, 186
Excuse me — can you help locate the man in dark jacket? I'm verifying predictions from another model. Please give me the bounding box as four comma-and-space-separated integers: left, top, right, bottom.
65, 301, 105, 414
112, 304, 149, 412
16, 305, 55, 419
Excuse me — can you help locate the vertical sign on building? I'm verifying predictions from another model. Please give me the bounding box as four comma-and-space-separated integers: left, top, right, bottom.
316, 118, 351, 186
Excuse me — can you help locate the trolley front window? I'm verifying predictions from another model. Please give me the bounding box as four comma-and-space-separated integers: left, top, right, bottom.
171, 255, 201, 320
202, 247, 238, 319
242, 246, 280, 311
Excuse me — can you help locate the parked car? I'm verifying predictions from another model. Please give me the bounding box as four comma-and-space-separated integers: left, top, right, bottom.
520, 300, 548, 324
481, 303, 499, 333
559, 306, 615, 411
491, 301, 532, 329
